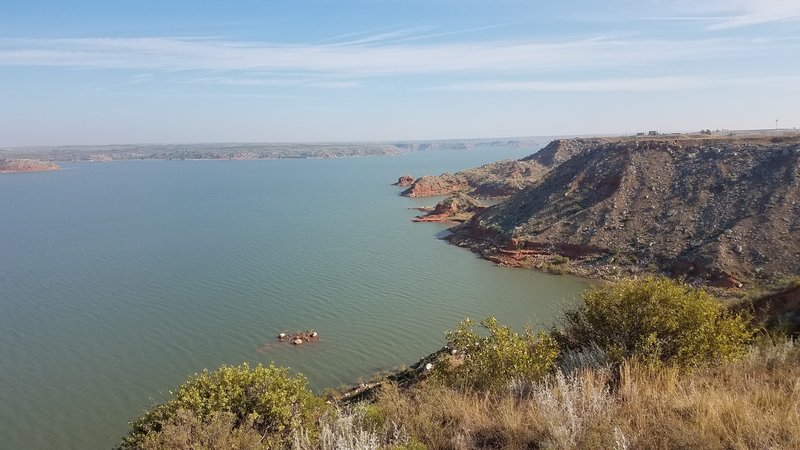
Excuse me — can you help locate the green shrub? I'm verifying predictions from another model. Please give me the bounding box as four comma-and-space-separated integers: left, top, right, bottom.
120, 363, 325, 449
437, 317, 559, 390
138, 409, 267, 450
557, 277, 754, 368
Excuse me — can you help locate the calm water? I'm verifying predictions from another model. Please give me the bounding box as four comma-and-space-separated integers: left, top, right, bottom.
0, 147, 588, 449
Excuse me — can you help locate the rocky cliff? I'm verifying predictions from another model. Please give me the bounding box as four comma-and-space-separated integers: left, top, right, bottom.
400, 138, 604, 198
447, 135, 800, 287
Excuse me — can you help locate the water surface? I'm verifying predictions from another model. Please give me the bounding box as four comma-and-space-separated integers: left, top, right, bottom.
0, 146, 588, 449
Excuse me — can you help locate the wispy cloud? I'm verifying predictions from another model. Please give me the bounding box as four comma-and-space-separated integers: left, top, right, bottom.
643, 0, 800, 30
435, 77, 707, 92
435, 75, 800, 92
196, 76, 360, 89
709, 0, 800, 29
0, 35, 769, 76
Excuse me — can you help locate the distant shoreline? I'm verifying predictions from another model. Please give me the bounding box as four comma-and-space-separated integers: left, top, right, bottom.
0, 137, 548, 164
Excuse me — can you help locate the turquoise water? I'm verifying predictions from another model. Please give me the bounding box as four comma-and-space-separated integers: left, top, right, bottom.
0, 147, 588, 449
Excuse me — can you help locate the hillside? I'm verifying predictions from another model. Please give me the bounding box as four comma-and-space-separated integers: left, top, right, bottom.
400, 138, 606, 198
448, 134, 800, 287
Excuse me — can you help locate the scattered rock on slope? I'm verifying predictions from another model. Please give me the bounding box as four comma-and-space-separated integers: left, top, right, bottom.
399, 138, 604, 198
448, 135, 800, 287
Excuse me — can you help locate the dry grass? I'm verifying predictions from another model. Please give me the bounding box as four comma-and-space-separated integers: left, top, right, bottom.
371, 338, 800, 450
374, 372, 617, 449
616, 339, 800, 450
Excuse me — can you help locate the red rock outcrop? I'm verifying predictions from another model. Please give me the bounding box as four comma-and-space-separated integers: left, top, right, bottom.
413, 194, 485, 223
402, 174, 471, 197
392, 175, 415, 187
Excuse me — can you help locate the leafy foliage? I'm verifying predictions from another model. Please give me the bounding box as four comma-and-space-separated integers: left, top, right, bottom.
120, 363, 324, 449
139, 409, 267, 450
557, 277, 754, 368
437, 317, 559, 390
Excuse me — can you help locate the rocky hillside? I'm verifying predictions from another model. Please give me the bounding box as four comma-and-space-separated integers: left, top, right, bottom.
0, 159, 59, 173
400, 138, 605, 198
448, 135, 800, 287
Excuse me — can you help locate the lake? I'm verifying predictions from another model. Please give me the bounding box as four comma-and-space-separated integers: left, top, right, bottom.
0, 146, 588, 449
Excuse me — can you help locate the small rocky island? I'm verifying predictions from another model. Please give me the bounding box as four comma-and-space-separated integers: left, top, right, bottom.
0, 159, 60, 173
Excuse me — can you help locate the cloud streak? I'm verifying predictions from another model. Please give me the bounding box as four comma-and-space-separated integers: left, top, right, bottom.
644, 0, 800, 29
710, 1, 800, 29
196, 76, 360, 89
434, 75, 800, 92
0, 35, 771, 77
436, 77, 707, 92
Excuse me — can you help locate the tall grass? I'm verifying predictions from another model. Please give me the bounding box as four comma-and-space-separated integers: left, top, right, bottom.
371, 337, 800, 449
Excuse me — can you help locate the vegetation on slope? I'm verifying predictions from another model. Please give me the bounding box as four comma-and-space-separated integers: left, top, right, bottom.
120, 364, 325, 449
120, 277, 800, 450
556, 277, 753, 367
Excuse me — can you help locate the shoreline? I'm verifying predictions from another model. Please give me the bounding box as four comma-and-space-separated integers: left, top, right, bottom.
443, 221, 749, 300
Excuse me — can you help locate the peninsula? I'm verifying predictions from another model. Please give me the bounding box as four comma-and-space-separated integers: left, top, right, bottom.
0, 159, 60, 173
401, 131, 800, 289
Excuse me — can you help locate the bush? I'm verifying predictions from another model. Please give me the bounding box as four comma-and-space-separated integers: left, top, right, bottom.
120, 363, 325, 449
138, 409, 267, 450
437, 317, 559, 390
558, 277, 754, 368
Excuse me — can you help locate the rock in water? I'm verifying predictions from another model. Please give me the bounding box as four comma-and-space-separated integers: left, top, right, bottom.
392, 175, 415, 187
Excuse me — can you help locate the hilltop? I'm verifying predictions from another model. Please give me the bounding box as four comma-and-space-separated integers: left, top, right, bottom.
440, 134, 800, 288
400, 138, 605, 198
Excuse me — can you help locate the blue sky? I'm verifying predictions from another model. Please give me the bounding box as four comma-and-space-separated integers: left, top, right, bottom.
1, 0, 799, 146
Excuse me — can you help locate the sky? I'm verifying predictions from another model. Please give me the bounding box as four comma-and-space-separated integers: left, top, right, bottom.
1, 0, 799, 146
